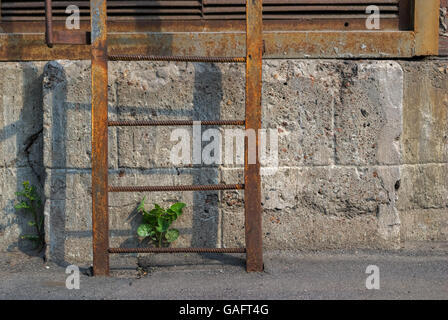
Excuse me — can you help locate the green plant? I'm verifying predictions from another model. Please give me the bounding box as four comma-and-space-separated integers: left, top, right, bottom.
136, 197, 186, 247
14, 181, 45, 250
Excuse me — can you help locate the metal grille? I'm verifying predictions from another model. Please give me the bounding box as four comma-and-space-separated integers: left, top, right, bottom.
1, 0, 400, 21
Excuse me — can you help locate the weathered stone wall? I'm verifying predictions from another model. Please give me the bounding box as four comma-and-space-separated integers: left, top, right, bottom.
0, 62, 46, 253
0, 58, 447, 264
399, 61, 448, 244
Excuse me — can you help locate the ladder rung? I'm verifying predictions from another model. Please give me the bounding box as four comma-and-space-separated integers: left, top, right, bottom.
108, 120, 245, 127
108, 248, 246, 254
109, 184, 244, 192
108, 54, 246, 63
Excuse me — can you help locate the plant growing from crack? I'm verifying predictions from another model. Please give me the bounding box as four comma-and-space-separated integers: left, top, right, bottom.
14, 181, 45, 251
136, 197, 185, 247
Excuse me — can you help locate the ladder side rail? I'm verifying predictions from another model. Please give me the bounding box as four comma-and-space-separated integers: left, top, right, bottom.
244, 0, 264, 272
91, 0, 110, 276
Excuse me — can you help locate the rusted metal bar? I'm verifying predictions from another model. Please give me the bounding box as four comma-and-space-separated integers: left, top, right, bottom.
52, 30, 91, 44
0, 31, 417, 61
109, 248, 246, 254
44, 0, 53, 47
108, 120, 245, 126
91, 0, 109, 277
244, 0, 263, 272
109, 184, 245, 192
414, 0, 440, 55
108, 54, 246, 63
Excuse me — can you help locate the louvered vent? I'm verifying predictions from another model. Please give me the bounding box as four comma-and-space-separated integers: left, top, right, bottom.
1, 0, 400, 21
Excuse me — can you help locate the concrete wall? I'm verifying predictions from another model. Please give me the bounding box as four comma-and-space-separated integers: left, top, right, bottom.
0, 58, 447, 264
0, 62, 46, 253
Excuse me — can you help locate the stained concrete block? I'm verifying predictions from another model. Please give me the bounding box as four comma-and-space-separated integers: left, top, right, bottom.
222, 166, 398, 217
43, 61, 118, 170
400, 209, 448, 242
221, 207, 384, 250
263, 60, 403, 167
397, 164, 448, 210
334, 61, 403, 165
400, 61, 448, 164
0, 62, 45, 169
262, 60, 337, 166
220, 165, 401, 249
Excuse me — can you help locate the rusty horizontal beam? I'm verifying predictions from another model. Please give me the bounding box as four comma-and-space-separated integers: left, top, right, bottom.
52, 31, 91, 45
109, 184, 245, 192
108, 247, 246, 254
0, 31, 415, 61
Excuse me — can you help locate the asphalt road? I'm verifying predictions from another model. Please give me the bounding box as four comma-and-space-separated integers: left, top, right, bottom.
1, 249, 447, 300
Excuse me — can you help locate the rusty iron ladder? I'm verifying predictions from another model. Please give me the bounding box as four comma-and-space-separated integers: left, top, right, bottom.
45, 0, 263, 276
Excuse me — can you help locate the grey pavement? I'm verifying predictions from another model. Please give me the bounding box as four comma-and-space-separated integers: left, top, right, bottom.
0, 249, 447, 300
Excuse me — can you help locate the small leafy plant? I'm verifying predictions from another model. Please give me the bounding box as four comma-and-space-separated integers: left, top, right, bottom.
136, 197, 185, 247
15, 181, 45, 251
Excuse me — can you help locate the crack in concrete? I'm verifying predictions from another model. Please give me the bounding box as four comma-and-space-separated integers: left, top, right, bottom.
23, 128, 44, 188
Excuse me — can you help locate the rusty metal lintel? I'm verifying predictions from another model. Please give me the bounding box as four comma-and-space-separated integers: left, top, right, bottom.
53, 30, 91, 45
0, 31, 416, 61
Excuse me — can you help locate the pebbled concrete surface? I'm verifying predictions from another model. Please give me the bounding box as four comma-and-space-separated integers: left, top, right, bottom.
1, 249, 447, 300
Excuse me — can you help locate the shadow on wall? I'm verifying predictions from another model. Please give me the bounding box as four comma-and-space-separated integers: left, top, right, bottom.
191, 62, 223, 248
42, 33, 232, 266
17, 64, 45, 254
117, 62, 225, 258
0, 63, 45, 255
112, 62, 226, 252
